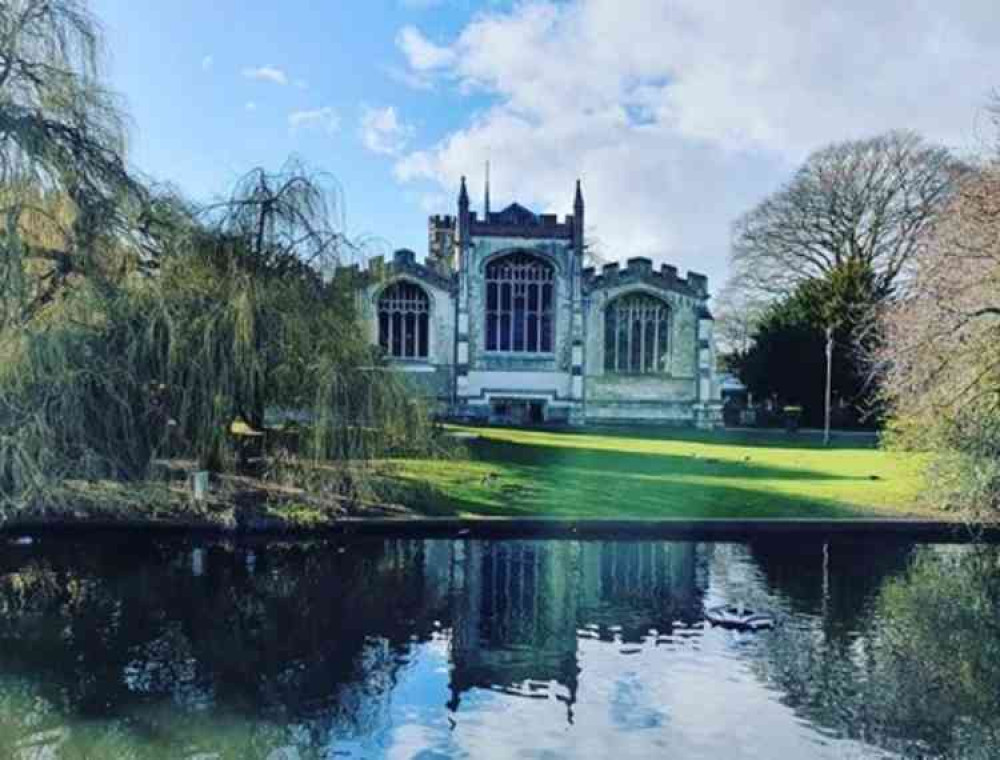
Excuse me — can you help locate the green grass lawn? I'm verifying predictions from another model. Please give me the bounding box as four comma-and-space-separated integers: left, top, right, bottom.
392, 425, 935, 519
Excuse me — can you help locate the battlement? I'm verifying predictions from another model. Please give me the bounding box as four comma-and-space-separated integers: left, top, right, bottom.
429, 214, 455, 229
393, 248, 417, 267
583, 259, 710, 299
331, 248, 455, 291
626, 257, 653, 275
468, 202, 575, 241
686, 272, 708, 296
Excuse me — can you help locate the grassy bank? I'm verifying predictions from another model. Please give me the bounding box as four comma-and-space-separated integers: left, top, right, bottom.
1, 426, 938, 529
391, 425, 934, 519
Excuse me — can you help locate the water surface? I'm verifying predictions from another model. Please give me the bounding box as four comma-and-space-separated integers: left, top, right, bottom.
0, 534, 997, 758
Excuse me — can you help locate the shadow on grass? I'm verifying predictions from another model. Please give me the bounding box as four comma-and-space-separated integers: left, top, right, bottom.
471, 423, 880, 452
394, 435, 906, 520
470, 439, 871, 483
410, 469, 876, 520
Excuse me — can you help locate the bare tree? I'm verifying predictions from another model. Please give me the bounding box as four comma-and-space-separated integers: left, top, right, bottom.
880, 166, 1000, 420
199, 162, 348, 272
878, 164, 1000, 517
729, 131, 967, 303
711, 280, 767, 356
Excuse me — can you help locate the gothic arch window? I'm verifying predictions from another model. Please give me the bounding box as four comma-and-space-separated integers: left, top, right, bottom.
604, 293, 670, 374
484, 252, 555, 353
378, 281, 430, 359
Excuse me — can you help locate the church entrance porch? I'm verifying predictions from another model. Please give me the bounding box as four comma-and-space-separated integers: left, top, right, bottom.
489, 398, 547, 426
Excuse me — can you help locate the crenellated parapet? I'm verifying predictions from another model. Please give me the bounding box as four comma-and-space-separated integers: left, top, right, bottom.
583, 257, 709, 300
335, 248, 456, 292
344, 172, 720, 427
468, 204, 576, 240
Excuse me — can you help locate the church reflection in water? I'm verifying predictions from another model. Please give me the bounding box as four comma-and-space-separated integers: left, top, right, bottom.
417, 540, 710, 715
0, 534, 994, 759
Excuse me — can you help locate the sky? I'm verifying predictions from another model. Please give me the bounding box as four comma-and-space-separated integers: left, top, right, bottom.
91, 0, 999, 292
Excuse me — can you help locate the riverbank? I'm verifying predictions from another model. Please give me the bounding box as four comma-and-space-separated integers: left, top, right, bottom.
0, 424, 956, 534
1, 515, 989, 542
0, 466, 422, 533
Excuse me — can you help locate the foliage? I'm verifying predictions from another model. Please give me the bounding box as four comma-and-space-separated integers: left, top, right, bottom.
0, 0, 147, 327
0, 1, 444, 518
868, 546, 1000, 756
729, 130, 965, 302
721, 132, 963, 428
0, 165, 443, 515
879, 164, 1000, 520
732, 260, 881, 427
0, 284, 166, 509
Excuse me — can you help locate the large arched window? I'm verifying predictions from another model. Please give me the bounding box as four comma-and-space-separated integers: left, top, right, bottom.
378, 281, 430, 359
604, 293, 670, 373
485, 253, 555, 353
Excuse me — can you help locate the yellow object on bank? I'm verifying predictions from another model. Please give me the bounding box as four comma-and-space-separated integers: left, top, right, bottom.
229, 417, 264, 437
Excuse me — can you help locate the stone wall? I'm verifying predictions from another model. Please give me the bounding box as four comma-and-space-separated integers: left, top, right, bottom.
583, 399, 701, 424
465, 236, 576, 373
352, 235, 722, 426
360, 253, 457, 409
583, 283, 701, 381
460, 235, 578, 417
578, 262, 722, 424
582, 282, 702, 417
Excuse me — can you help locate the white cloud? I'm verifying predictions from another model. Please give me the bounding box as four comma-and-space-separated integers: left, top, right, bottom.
242, 65, 288, 86
201, 55, 214, 71
393, 0, 999, 290
288, 106, 340, 135
396, 26, 456, 71
360, 105, 415, 156
385, 65, 435, 92
245, 101, 257, 112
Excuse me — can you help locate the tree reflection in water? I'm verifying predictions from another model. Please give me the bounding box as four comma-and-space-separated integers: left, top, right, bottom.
0, 535, 994, 758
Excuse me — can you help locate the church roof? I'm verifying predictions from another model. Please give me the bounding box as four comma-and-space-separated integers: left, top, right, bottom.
469, 201, 574, 240
491, 202, 538, 226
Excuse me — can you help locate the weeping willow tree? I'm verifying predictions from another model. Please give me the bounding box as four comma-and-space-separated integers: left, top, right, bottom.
0, 165, 440, 515
0, 0, 147, 327
0, 0, 442, 517
149, 164, 439, 479
0, 0, 150, 512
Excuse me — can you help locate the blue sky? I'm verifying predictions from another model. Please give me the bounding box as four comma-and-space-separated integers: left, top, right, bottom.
92, 0, 481, 256
92, 0, 997, 292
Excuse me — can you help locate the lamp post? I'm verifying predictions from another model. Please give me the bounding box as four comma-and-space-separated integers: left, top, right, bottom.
824, 325, 833, 446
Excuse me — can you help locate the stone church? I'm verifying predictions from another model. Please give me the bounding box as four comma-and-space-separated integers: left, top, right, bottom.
353, 177, 721, 426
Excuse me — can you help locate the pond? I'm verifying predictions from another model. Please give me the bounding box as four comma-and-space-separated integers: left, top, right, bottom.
0, 534, 997, 759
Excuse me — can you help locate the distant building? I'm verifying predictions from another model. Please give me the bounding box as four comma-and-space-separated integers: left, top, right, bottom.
352, 177, 721, 426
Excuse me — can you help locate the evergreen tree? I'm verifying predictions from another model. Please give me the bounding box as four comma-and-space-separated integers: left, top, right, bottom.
734, 260, 880, 428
